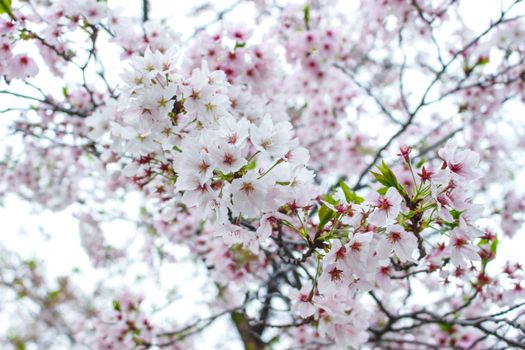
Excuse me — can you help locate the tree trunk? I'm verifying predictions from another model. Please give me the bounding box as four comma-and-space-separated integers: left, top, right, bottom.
231, 312, 268, 350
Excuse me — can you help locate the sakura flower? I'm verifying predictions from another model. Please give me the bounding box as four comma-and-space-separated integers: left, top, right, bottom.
211, 116, 250, 147
434, 192, 455, 222
438, 139, 482, 181
376, 264, 393, 291
276, 166, 316, 205
127, 87, 174, 134
328, 188, 364, 227
376, 224, 418, 262
250, 117, 296, 158
176, 138, 214, 184
129, 47, 165, 80
0, 18, 16, 35
8, 54, 39, 79
328, 321, 370, 349
228, 171, 270, 218
203, 197, 229, 224
176, 176, 215, 208
367, 187, 402, 226
289, 281, 316, 318
226, 22, 254, 42
80, 0, 108, 23
0, 38, 12, 59
215, 222, 257, 252
449, 228, 481, 267
318, 262, 350, 296
182, 61, 230, 125
314, 295, 370, 349
256, 212, 288, 243
345, 231, 374, 267
85, 105, 114, 140
208, 142, 247, 174
283, 146, 310, 167
111, 124, 158, 155
323, 239, 348, 267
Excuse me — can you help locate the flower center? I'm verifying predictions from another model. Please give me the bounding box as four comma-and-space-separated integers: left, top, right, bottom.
240, 182, 255, 195
377, 197, 392, 211
328, 267, 344, 282
388, 231, 401, 243
223, 153, 235, 165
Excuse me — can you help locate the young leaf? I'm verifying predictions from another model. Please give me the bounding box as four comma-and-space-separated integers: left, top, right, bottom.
318, 204, 335, 231
339, 180, 364, 204
0, 0, 12, 15
112, 300, 121, 312
490, 236, 498, 255
303, 4, 310, 29
377, 187, 388, 195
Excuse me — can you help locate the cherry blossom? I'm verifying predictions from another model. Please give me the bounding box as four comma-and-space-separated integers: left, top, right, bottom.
7, 54, 39, 79
376, 224, 418, 263
367, 187, 403, 227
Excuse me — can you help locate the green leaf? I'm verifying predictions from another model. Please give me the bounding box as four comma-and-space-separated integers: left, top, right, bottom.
0, 0, 12, 15
480, 236, 498, 270
371, 161, 403, 193
269, 335, 280, 345
449, 209, 462, 221
48, 290, 60, 303
404, 210, 416, 219
19, 30, 34, 41
245, 159, 256, 170
112, 300, 121, 312
339, 180, 364, 204
234, 41, 246, 49
370, 170, 384, 185
303, 4, 310, 28
239, 159, 257, 176
322, 193, 337, 205
231, 312, 244, 324
318, 204, 335, 231
439, 322, 454, 334
377, 186, 388, 195
463, 60, 472, 76
25, 259, 37, 270
478, 238, 489, 246
477, 56, 489, 66
9, 337, 25, 350
490, 236, 498, 255
339, 180, 352, 201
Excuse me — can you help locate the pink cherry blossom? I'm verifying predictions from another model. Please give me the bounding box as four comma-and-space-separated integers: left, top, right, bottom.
376, 224, 418, 262
367, 187, 403, 226
8, 54, 39, 79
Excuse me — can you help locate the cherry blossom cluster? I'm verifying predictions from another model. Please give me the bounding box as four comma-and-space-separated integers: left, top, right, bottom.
277, 140, 487, 347
87, 46, 317, 255
0, 141, 86, 211
91, 292, 188, 350
0, 16, 38, 79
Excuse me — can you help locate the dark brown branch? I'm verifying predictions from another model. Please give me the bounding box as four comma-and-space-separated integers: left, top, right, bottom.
142, 0, 149, 23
